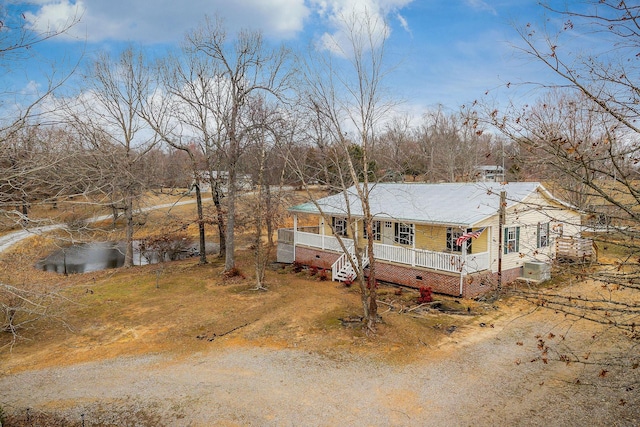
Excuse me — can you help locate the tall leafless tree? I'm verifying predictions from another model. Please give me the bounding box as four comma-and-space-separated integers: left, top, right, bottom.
0, 4, 80, 347
475, 1, 640, 369
185, 16, 293, 272
144, 45, 233, 262
64, 47, 159, 267
290, 10, 397, 332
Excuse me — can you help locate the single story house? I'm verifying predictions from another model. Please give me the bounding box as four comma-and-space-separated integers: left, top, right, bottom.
193, 170, 254, 193
277, 182, 584, 298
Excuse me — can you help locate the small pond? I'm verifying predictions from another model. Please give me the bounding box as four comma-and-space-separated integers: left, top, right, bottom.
35, 241, 205, 274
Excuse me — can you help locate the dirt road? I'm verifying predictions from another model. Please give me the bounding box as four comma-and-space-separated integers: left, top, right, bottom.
2, 302, 637, 426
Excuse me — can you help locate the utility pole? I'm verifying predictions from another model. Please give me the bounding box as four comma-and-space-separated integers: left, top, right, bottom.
497, 190, 506, 294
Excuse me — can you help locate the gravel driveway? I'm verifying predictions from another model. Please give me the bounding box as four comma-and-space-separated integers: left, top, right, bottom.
2, 307, 638, 426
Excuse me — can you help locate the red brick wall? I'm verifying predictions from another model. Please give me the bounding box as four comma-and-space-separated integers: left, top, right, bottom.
294, 247, 522, 298
295, 246, 341, 271
372, 262, 523, 298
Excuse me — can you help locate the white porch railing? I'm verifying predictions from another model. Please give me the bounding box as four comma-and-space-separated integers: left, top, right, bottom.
295, 230, 354, 252
463, 251, 490, 274
374, 242, 488, 274
292, 230, 489, 274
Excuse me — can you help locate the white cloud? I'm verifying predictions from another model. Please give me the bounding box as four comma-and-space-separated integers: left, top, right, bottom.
22, 80, 41, 96
396, 13, 410, 33
465, 0, 497, 15
23, 0, 85, 39
22, 0, 414, 57
309, 0, 414, 55
23, 0, 310, 43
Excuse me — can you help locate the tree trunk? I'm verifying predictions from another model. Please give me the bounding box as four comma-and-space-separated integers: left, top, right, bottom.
194, 182, 207, 265
211, 178, 226, 259
365, 218, 377, 331
124, 195, 134, 268
224, 171, 236, 272
265, 184, 274, 247
111, 204, 119, 229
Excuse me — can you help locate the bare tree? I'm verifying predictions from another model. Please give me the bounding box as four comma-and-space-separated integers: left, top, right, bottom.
416, 106, 482, 182
185, 16, 293, 273
0, 5, 80, 136
290, 10, 397, 332
143, 45, 233, 263
0, 5, 83, 348
474, 1, 640, 374
0, 5, 81, 226
244, 96, 291, 289
374, 114, 413, 181
64, 47, 159, 267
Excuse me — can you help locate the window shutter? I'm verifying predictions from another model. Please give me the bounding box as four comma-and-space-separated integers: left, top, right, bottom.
504, 227, 508, 254
515, 226, 520, 252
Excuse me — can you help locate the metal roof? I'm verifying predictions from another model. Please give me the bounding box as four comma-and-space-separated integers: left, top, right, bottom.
290, 182, 545, 227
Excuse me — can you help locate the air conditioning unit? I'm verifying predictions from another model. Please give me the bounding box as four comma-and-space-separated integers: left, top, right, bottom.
522, 261, 551, 282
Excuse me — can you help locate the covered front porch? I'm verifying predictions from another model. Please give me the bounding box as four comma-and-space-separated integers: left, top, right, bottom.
277, 227, 491, 279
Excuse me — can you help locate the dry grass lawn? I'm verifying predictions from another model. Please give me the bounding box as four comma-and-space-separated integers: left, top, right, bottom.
1, 243, 495, 374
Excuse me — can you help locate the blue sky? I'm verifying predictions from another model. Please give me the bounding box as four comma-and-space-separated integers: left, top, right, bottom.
8, 0, 582, 118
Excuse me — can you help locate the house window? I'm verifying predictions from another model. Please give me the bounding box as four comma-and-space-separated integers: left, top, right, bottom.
537, 222, 550, 248
332, 217, 347, 237
364, 220, 381, 241
394, 223, 414, 245
384, 221, 393, 229
504, 226, 520, 254
447, 227, 472, 253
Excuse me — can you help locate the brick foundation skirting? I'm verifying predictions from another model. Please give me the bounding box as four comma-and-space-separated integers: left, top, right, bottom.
295, 246, 341, 271
294, 246, 522, 298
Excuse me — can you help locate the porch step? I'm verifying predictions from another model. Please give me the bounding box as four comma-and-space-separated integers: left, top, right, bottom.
331, 250, 369, 283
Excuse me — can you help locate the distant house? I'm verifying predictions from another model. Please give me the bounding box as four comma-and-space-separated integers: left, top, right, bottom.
193, 171, 254, 193
475, 165, 505, 182
277, 182, 583, 298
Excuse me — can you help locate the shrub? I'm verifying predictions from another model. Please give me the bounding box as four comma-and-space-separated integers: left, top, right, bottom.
223, 267, 245, 279
138, 232, 194, 262
318, 269, 328, 281
309, 266, 319, 276
343, 274, 354, 287
417, 286, 433, 303
292, 261, 304, 273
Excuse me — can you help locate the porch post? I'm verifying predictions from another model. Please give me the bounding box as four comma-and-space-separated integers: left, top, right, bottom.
412, 225, 416, 266
459, 240, 467, 296
321, 217, 325, 250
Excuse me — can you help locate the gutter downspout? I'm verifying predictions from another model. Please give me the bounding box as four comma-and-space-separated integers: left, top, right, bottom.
293, 214, 298, 262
